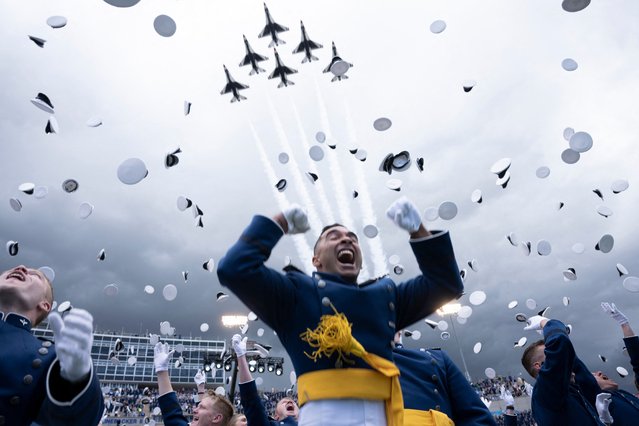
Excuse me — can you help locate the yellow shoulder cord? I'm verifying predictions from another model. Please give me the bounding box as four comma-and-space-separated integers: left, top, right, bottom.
300, 303, 404, 426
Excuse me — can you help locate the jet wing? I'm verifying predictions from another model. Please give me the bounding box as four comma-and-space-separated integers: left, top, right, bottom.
279, 66, 298, 75
220, 81, 249, 94
239, 52, 268, 67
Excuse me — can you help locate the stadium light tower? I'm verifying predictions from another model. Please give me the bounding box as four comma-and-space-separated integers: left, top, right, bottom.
437, 303, 471, 382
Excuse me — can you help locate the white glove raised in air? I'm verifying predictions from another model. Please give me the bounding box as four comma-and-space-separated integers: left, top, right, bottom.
601, 302, 629, 326
282, 204, 310, 234
153, 342, 174, 373
596, 392, 613, 424
232, 334, 247, 358
385, 197, 422, 233
48, 309, 94, 383
524, 315, 548, 334
194, 369, 206, 386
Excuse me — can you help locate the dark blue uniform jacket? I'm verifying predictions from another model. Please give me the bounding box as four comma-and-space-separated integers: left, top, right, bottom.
0, 311, 104, 426
158, 391, 190, 426
239, 379, 297, 426
393, 345, 496, 425
531, 319, 604, 426
217, 215, 464, 377
573, 336, 639, 426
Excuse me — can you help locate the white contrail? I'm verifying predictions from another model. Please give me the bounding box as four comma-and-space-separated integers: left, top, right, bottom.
343, 101, 389, 277
266, 98, 325, 239
249, 121, 314, 274
314, 81, 372, 281
290, 101, 336, 225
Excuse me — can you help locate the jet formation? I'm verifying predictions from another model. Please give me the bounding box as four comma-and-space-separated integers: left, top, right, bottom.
221, 3, 352, 102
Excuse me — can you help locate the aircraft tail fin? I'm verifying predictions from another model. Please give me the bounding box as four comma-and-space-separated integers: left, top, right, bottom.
302, 56, 309, 64
311, 54, 319, 62
277, 80, 294, 88
231, 94, 247, 103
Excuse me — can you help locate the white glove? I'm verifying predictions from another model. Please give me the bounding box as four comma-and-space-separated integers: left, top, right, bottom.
385, 197, 422, 233
153, 342, 174, 373
232, 334, 247, 358
596, 392, 613, 424
601, 302, 629, 326
194, 369, 206, 386
524, 315, 548, 334
282, 204, 310, 234
49, 309, 94, 383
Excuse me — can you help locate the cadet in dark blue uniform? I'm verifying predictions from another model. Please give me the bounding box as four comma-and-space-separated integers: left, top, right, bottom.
217, 198, 464, 425
571, 303, 639, 425
0, 265, 104, 426
521, 316, 605, 426
154, 341, 234, 426
392, 332, 496, 426
232, 334, 298, 426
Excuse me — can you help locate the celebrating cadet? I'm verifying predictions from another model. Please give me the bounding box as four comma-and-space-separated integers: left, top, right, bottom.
0, 265, 104, 426
217, 197, 464, 425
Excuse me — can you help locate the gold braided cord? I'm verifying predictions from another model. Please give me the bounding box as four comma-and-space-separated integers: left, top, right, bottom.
300, 304, 367, 365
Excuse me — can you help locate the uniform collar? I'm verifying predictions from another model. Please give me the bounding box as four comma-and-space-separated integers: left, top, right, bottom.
0, 311, 33, 331
312, 271, 386, 287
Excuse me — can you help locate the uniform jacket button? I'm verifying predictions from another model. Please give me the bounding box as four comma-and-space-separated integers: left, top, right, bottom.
386, 284, 393, 292
388, 302, 395, 311
38, 347, 49, 355
9, 396, 20, 405
317, 280, 326, 288
23, 374, 33, 385
435, 405, 441, 411
42, 340, 52, 347
432, 374, 438, 381
433, 389, 439, 395
388, 321, 396, 328
32, 358, 42, 368
322, 297, 331, 307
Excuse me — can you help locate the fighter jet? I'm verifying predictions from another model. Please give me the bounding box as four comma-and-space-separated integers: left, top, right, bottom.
220, 65, 249, 102
323, 41, 353, 82
258, 3, 289, 48
268, 48, 297, 88
239, 35, 269, 75
292, 21, 323, 63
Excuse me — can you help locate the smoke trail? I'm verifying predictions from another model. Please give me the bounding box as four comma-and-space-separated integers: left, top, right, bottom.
343, 101, 389, 277
249, 121, 314, 274
314, 81, 372, 281
290, 101, 336, 225
266, 98, 325, 238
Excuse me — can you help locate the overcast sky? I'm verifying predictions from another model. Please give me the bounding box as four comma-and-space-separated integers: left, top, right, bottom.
1, 0, 638, 391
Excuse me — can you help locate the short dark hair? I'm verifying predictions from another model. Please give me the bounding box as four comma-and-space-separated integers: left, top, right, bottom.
521, 339, 545, 378
313, 223, 346, 254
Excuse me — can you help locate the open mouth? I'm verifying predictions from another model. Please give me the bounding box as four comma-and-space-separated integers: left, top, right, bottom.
337, 249, 355, 265
7, 270, 26, 281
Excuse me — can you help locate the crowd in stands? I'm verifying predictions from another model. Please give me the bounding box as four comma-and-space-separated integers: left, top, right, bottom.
101, 375, 534, 424
471, 375, 531, 400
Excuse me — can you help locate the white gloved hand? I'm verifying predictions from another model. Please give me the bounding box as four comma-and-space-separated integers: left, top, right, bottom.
596, 392, 613, 424
385, 197, 422, 233
153, 342, 174, 373
282, 204, 310, 234
194, 369, 206, 386
601, 302, 629, 326
48, 309, 94, 383
524, 315, 548, 334
232, 334, 248, 358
